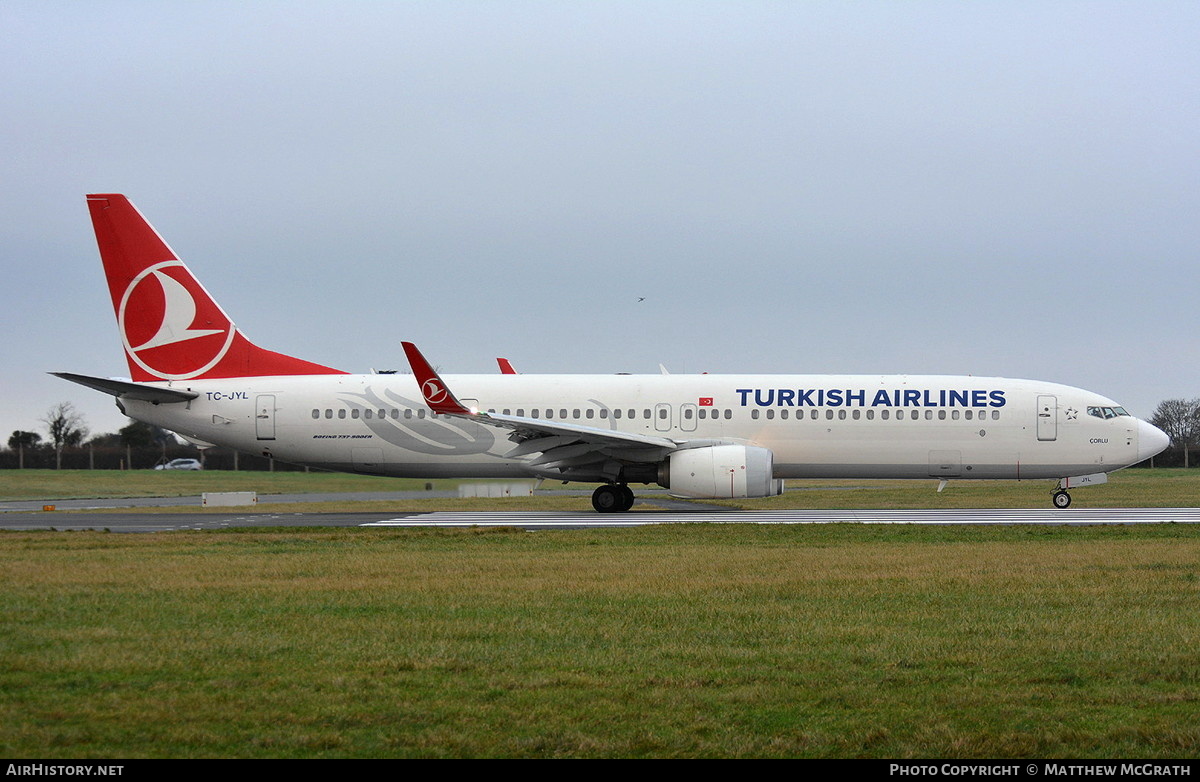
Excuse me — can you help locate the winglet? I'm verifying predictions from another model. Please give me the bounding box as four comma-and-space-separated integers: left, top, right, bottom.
497, 357, 518, 375
401, 342, 474, 415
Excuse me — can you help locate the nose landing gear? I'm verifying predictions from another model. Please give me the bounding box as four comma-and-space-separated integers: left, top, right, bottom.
592, 484, 635, 513
1052, 473, 1107, 508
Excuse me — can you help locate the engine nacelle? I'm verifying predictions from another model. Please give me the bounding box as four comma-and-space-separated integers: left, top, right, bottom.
658, 445, 782, 499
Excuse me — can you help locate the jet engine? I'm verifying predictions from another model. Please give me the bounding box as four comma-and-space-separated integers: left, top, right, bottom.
658, 445, 782, 499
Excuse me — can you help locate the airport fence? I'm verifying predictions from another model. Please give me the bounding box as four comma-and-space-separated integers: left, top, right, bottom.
0, 445, 309, 472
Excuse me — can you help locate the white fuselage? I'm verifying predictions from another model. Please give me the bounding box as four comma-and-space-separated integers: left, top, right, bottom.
120, 372, 1151, 483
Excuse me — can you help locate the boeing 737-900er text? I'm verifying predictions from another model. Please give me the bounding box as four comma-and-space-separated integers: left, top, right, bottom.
56, 194, 1169, 512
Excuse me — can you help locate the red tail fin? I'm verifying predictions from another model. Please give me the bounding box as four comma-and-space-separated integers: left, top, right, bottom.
86, 194, 345, 381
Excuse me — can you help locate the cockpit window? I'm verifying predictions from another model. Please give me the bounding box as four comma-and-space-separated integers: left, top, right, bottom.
1087, 406, 1130, 420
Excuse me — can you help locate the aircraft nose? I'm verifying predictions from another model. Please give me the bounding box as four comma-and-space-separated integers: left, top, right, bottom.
1136, 419, 1170, 463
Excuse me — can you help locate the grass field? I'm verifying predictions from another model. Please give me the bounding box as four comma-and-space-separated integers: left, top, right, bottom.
2, 468, 1198, 758
0, 469, 451, 501
2, 523, 1199, 758
2, 468, 1198, 511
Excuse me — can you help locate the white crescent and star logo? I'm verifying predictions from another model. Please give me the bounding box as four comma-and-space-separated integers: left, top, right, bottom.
118, 261, 236, 380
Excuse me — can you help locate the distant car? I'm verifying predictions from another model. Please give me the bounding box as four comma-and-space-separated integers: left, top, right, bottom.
155, 458, 202, 471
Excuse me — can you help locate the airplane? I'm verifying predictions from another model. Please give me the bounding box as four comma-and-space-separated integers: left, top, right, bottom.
56, 194, 1170, 513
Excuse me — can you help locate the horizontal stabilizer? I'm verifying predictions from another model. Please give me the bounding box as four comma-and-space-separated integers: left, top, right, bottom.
177, 434, 218, 449
51, 372, 198, 403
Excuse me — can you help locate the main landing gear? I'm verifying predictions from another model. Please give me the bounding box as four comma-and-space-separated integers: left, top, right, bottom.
592, 484, 635, 513
1052, 490, 1072, 509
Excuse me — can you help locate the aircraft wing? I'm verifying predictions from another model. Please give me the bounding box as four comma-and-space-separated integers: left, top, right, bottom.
51, 372, 199, 403
472, 410, 679, 450
402, 342, 682, 477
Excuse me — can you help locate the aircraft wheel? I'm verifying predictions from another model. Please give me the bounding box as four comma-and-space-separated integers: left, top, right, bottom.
619, 485, 636, 512
592, 485, 625, 513
1052, 490, 1072, 509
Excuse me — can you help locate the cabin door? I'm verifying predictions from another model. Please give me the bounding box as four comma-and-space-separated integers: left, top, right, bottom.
255, 395, 276, 441
1036, 395, 1057, 442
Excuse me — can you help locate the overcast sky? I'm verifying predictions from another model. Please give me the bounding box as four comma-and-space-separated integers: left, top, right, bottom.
2, 1, 1197, 439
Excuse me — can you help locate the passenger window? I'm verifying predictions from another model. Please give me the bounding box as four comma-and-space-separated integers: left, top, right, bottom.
614, 409, 623, 419
952, 410, 960, 420
866, 410, 874, 420
838, 410, 846, 420
561, 409, 568, 419
751, 409, 760, 419
965, 410, 973, 420
418, 410, 426, 419
311, 409, 319, 419
585, 409, 594, 419
364, 409, 372, 419
404, 409, 413, 419
600, 409, 608, 419
765, 409, 774, 420
924, 410, 932, 420
881, 410, 889, 420
938, 410, 946, 420
724, 409, 732, 420
780, 409, 789, 420
325, 409, 333, 419
992, 410, 1000, 420
852, 410, 861, 420
573, 410, 580, 419
810, 410, 818, 420
826, 410, 834, 420
338, 409, 346, 419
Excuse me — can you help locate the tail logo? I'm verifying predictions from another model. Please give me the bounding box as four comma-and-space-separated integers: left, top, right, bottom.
118, 261, 236, 380
422, 379, 449, 404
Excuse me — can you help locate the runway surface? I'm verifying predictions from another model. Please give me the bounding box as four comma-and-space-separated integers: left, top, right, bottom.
3, 505, 1199, 532
364, 507, 1200, 528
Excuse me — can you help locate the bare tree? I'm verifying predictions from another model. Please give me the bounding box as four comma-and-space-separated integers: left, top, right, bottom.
41, 402, 89, 470
1150, 398, 1200, 468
